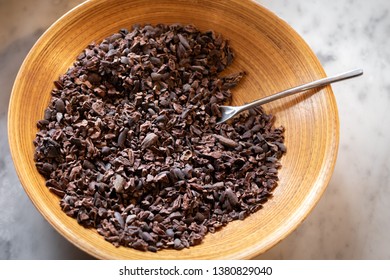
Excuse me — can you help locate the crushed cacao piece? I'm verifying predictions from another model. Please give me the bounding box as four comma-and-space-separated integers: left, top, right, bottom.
33, 24, 286, 253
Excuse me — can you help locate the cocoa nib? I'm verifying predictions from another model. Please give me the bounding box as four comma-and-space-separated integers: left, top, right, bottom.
33, 24, 286, 253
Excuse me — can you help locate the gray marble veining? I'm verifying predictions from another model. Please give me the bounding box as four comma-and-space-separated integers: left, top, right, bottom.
1, 0, 389, 259
256, 0, 390, 259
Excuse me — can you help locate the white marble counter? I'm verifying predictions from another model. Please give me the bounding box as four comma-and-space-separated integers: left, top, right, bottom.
1, 0, 389, 259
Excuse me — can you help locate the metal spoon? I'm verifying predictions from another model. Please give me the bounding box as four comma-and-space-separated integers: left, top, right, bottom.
216, 68, 363, 124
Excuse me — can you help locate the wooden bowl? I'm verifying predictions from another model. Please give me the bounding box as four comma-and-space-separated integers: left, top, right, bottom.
8, 0, 338, 259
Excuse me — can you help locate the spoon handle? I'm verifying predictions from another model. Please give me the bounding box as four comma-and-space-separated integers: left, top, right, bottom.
236, 68, 363, 113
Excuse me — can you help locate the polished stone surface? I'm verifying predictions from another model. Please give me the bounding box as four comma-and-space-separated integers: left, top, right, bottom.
1, 0, 389, 259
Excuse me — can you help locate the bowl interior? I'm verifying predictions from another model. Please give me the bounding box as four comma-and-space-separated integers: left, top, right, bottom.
8, 0, 338, 259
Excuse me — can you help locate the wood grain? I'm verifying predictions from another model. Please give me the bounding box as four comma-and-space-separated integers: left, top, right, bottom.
8, 0, 339, 259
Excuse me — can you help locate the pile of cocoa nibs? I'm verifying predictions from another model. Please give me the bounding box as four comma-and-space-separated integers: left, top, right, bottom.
34, 24, 286, 252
